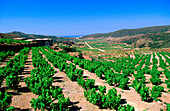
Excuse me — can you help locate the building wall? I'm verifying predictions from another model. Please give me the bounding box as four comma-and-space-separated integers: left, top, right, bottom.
37, 40, 53, 46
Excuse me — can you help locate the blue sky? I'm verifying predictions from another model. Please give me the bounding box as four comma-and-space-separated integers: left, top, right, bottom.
0, 0, 170, 36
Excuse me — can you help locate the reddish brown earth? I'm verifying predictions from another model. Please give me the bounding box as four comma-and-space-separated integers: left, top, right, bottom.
10, 50, 38, 110
40, 51, 101, 111
0, 50, 170, 111
68, 52, 92, 61
77, 66, 166, 111
66, 53, 169, 111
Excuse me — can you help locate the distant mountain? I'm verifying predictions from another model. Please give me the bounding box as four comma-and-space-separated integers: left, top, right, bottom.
80, 25, 170, 39
0, 31, 75, 43
59, 35, 85, 38
10, 31, 25, 35
1, 25, 170, 48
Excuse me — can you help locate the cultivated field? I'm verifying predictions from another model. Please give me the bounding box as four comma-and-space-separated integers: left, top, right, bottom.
0, 45, 170, 111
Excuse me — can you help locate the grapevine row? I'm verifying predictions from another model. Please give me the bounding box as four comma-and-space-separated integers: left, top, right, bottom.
0, 51, 15, 61
0, 47, 30, 111
40, 47, 135, 110
24, 47, 70, 111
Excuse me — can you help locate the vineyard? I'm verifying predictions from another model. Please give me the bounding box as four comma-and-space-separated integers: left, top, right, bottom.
0, 39, 30, 44
0, 45, 170, 111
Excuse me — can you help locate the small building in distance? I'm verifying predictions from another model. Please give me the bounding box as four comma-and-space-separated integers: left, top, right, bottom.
25, 39, 36, 42
35, 38, 53, 46
13, 37, 27, 40
12, 37, 53, 46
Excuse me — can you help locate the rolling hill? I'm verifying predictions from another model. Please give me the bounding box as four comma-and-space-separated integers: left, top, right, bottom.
118, 32, 170, 48
0, 25, 170, 48
0, 31, 75, 43
80, 25, 170, 39
78, 25, 170, 48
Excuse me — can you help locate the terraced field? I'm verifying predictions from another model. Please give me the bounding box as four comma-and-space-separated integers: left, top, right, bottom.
0, 46, 170, 111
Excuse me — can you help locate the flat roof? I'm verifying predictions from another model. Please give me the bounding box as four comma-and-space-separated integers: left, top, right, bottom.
13, 38, 27, 40
36, 38, 52, 40
25, 39, 36, 42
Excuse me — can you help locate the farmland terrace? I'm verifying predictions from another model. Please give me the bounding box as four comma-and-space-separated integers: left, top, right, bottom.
0, 45, 170, 111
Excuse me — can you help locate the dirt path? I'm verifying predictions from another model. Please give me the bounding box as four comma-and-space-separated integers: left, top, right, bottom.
70, 63, 165, 111
154, 53, 170, 104
150, 53, 153, 63
40, 49, 169, 110
0, 52, 20, 88
85, 42, 93, 49
85, 42, 105, 52
10, 50, 38, 110
158, 53, 170, 66
40, 52, 101, 111
0, 52, 19, 67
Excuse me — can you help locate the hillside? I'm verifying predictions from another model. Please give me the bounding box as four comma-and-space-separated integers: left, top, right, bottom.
118, 32, 170, 48
80, 25, 170, 39
1, 25, 170, 48
0, 31, 75, 43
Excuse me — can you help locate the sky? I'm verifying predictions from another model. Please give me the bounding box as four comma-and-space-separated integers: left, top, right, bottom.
0, 0, 170, 36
